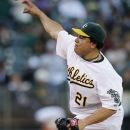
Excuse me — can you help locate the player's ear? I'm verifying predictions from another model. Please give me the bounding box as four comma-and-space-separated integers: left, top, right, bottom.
90, 42, 97, 49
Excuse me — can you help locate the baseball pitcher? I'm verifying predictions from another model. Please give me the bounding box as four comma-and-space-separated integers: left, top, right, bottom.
20, 0, 124, 130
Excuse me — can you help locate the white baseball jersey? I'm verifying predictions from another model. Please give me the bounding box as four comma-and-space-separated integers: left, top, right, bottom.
56, 30, 124, 130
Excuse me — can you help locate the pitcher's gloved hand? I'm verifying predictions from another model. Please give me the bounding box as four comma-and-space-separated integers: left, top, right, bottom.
55, 117, 79, 130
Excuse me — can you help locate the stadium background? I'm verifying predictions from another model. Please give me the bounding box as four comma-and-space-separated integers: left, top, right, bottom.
0, 0, 130, 130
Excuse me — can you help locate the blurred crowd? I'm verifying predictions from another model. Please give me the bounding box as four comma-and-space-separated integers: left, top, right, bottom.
0, 0, 130, 130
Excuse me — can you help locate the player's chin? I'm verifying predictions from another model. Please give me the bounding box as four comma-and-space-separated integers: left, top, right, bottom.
74, 47, 78, 54
74, 48, 82, 56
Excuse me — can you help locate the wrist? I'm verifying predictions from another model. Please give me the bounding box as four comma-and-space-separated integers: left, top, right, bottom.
78, 119, 87, 130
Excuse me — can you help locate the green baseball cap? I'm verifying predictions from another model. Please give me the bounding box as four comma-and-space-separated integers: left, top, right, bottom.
72, 22, 106, 48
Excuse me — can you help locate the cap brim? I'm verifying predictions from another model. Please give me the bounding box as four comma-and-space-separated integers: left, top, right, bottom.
72, 28, 90, 37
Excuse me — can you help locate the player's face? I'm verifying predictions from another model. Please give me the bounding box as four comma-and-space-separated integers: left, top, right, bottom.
74, 35, 96, 57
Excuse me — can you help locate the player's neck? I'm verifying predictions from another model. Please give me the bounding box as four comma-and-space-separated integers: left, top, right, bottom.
83, 49, 100, 62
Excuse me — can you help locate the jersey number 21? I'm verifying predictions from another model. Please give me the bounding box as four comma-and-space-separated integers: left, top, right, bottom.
75, 92, 87, 106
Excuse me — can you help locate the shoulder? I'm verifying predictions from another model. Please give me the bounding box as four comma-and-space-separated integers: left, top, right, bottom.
57, 30, 76, 42
97, 54, 122, 81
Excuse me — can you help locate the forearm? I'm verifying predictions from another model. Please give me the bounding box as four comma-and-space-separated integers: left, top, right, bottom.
21, 0, 64, 39
37, 10, 64, 39
80, 107, 117, 129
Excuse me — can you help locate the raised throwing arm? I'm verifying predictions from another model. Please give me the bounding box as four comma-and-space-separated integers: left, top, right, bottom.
20, 0, 64, 39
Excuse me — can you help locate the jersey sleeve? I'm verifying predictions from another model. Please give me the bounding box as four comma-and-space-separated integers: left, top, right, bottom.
97, 71, 123, 110
56, 30, 76, 59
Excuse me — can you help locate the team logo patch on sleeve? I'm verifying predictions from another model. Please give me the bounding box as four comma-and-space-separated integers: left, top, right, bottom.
107, 89, 121, 106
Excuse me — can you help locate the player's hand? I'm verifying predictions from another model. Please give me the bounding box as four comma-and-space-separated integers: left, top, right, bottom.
55, 117, 79, 130
55, 118, 87, 130
19, 0, 41, 16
